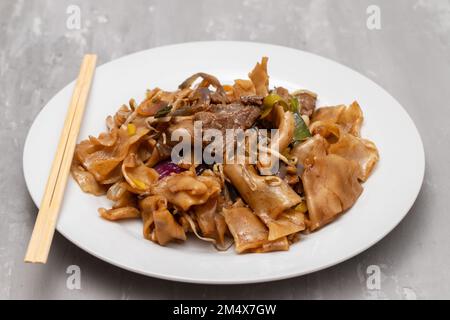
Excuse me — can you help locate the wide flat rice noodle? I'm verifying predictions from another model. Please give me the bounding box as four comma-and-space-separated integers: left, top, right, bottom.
139, 195, 187, 245
122, 153, 159, 192
80, 126, 149, 181
312, 101, 363, 137
193, 195, 229, 247
106, 181, 137, 209
233, 79, 256, 99
223, 164, 301, 223
224, 206, 291, 253
70, 162, 107, 196
151, 171, 221, 211
223, 206, 268, 253
309, 121, 342, 143
302, 154, 363, 231
139, 195, 161, 241
98, 206, 140, 221
249, 237, 289, 253
267, 209, 306, 241
291, 134, 328, 166
98, 165, 123, 185
153, 212, 186, 245
328, 132, 379, 181
89, 128, 118, 147
248, 57, 269, 96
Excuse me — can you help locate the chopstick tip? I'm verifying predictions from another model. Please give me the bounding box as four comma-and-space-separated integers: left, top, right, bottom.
24, 257, 47, 264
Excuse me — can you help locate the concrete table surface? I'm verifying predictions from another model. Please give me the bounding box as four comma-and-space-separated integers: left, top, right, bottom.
1, 0, 449, 299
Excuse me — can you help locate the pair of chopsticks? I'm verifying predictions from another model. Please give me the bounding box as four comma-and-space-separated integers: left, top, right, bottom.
24, 54, 97, 263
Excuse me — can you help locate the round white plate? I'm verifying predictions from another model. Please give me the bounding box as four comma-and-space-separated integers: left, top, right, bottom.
23, 41, 425, 284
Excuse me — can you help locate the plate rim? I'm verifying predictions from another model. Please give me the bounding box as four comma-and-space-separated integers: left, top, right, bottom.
23, 41, 426, 284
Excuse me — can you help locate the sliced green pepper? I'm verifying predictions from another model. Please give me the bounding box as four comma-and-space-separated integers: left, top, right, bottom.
289, 97, 299, 113
261, 94, 311, 141
261, 94, 283, 119
290, 97, 311, 141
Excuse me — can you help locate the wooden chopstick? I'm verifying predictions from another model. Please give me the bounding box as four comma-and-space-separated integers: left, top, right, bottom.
24, 54, 97, 263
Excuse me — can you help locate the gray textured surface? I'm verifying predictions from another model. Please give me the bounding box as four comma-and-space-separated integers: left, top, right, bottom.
1, 0, 449, 299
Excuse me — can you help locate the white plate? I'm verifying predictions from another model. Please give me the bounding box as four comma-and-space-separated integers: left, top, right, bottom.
23, 41, 425, 284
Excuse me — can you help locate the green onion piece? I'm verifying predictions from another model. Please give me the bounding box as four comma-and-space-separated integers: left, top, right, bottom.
154, 104, 173, 118
261, 94, 283, 119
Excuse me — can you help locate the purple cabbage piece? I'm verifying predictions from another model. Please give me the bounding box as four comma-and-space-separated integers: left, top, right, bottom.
153, 160, 184, 179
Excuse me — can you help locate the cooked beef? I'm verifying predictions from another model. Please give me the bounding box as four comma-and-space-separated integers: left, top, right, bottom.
194, 103, 260, 135
273, 87, 290, 100
210, 91, 228, 104
296, 91, 317, 117
240, 95, 264, 106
